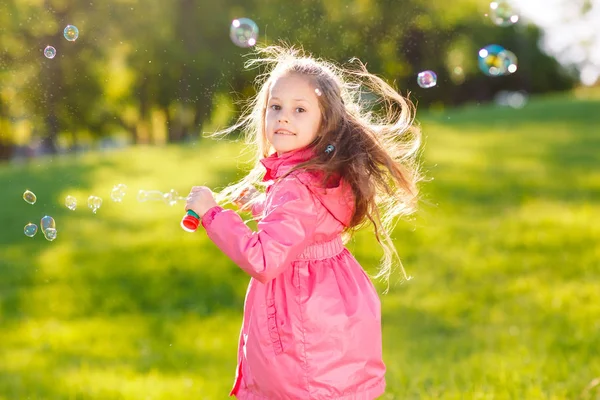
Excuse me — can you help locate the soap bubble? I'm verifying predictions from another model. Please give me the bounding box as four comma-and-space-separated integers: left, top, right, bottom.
63, 25, 79, 41
23, 190, 37, 204
478, 44, 518, 76
88, 196, 103, 214
163, 189, 180, 206
65, 195, 77, 211
137, 190, 164, 203
44, 46, 56, 59
489, 1, 519, 27
24, 223, 38, 238
417, 70, 438, 88
138, 189, 185, 205
230, 18, 259, 48
44, 228, 58, 241
40, 216, 57, 241
110, 184, 127, 202
41, 215, 55, 231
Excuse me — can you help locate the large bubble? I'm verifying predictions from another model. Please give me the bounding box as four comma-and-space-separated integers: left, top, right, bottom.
230, 18, 259, 48
478, 44, 518, 76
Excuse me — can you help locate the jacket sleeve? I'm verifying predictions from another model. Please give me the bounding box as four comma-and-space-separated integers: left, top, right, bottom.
201, 177, 318, 284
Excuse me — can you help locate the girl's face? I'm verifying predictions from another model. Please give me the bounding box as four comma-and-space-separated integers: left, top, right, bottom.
265, 73, 322, 156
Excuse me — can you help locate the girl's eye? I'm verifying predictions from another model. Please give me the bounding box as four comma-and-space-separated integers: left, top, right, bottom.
270, 105, 281, 111
296, 107, 305, 113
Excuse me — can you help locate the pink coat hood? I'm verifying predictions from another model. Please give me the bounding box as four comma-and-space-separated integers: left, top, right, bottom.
259, 146, 355, 228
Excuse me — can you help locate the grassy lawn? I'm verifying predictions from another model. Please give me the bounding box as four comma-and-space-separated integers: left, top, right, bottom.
1, 89, 599, 399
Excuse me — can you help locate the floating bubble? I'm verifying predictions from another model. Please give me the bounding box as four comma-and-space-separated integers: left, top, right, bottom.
163, 189, 181, 206
478, 44, 518, 76
65, 195, 77, 210
111, 183, 127, 202
44, 45, 56, 59
63, 25, 79, 41
417, 70, 437, 88
138, 189, 185, 205
88, 196, 103, 214
23, 190, 37, 204
41, 215, 55, 231
489, 1, 519, 27
24, 223, 38, 238
137, 190, 164, 203
230, 18, 259, 48
315, 88, 322, 97
40, 216, 57, 241
44, 228, 57, 241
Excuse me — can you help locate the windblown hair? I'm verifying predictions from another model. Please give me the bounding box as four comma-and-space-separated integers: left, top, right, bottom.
209, 44, 424, 289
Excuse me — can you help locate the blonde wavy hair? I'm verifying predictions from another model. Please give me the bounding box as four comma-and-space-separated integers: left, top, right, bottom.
208, 44, 424, 289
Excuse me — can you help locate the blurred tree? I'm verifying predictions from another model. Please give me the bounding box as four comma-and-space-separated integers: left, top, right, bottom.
0, 0, 577, 161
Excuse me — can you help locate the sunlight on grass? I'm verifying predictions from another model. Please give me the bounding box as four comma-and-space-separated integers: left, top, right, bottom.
0, 313, 240, 399
1, 91, 599, 398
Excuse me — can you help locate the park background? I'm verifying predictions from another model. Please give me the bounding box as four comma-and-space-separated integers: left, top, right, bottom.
1, 0, 599, 398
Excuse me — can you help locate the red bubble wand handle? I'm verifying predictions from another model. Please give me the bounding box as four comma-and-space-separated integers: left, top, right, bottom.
180, 209, 200, 233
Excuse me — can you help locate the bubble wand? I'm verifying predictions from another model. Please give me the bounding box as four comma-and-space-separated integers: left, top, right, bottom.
180, 187, 254, 233
180, 209, 201, 233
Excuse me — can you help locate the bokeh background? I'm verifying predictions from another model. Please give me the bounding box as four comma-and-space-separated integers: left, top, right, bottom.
1, 0, 599, 399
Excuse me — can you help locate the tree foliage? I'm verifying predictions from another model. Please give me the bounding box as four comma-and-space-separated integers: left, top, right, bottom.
0, 0, 576, 159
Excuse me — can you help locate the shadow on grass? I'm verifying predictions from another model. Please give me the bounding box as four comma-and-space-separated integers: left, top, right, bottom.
0, 145, 252, 325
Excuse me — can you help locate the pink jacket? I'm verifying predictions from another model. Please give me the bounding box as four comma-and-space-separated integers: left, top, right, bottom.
201, 146, 386, 399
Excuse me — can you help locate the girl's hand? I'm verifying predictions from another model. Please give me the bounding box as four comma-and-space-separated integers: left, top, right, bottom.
186, 186, 219, 218
233, 185, 259, 211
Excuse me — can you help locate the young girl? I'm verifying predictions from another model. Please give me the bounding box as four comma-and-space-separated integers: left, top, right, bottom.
186, 45, 423, 400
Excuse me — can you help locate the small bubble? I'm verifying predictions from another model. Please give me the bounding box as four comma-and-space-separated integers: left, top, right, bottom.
41, 215, 55, 231
23, 190, 37, 204
417, 70, 437, 89
44, 228, 58, 241
315, 88, 322, 96
230, 18, 259, 48
63, 25, 79, 41
110, 184, 127, 202
40, 216, 57, 241
489, 1, 519, 26
65, 195, 77, 210
137, 190, 165, 203
88, 196, 103, 214
163, 189, 179, 206
43, 45, 56, 59
24, 223, 38, 237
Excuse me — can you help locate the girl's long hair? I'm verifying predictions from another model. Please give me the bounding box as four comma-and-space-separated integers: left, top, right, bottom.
208, 44, 424, 290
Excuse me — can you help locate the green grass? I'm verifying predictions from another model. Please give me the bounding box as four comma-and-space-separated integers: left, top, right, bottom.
1, 89, 600, 399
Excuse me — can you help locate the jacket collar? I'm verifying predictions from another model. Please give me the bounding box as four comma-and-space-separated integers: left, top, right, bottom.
260, 146, 317, 181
